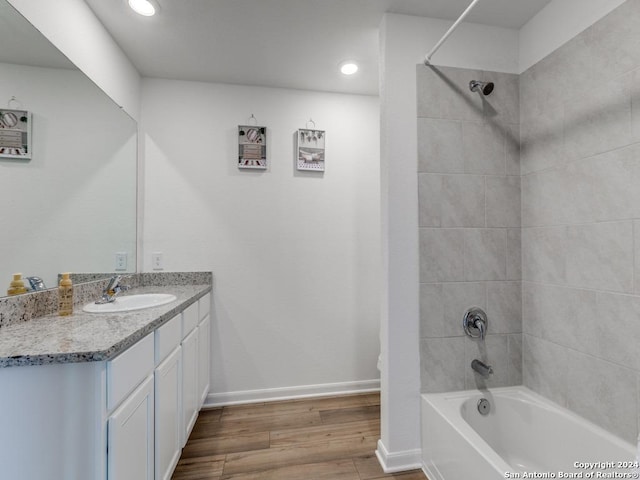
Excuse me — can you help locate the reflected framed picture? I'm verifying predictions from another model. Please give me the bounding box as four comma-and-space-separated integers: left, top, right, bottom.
238, 125, 267, 169
296, 128, 325, 171
0, 109, 31, 160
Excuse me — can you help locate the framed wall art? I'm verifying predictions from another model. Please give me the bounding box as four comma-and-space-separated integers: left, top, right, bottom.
238, 124, 267, 169
296, 127, 325, 172
0, 108, 31, 160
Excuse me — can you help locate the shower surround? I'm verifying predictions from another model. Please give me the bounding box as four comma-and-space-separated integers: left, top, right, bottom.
417, 65, 522, 393
418, 0, 640, 445
520, 0, 640, 445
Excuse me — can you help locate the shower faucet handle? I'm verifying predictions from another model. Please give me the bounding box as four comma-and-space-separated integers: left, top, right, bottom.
463, 307, 488, 340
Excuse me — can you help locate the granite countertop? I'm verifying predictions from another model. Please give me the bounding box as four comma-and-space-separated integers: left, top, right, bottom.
0, 284, 211, 368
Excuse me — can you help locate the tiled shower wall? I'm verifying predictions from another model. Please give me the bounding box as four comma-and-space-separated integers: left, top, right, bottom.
418, 0, 640, 444
521, 0, 640, 444
417, 65, 522, 393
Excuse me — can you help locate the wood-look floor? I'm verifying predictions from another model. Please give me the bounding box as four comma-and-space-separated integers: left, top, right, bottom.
172, 392, 428, 480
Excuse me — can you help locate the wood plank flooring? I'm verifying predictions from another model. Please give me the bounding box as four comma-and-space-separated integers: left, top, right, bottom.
172, 392, 428, 480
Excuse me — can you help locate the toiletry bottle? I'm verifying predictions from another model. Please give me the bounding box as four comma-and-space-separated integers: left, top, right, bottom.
7, 273, 27, 296
58, 272, 73, 316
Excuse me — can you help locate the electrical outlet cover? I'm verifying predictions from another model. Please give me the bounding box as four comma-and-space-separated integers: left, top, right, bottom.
115, 252, 127, 271
152, 252, 163, 270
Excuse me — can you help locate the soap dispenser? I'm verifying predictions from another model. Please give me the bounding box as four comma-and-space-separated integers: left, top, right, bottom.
7, 273, 27, 296
58, 272, 73, 316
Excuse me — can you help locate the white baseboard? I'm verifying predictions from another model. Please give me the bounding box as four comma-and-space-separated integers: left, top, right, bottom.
204, 379, 380, 407
375, 439, 422, 474
422, 462, 443, 480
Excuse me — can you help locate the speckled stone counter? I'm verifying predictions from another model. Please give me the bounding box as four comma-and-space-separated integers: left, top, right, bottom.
0, 280, 212, 368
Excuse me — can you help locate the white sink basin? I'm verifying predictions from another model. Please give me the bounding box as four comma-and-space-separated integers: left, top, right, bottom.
83, 293, 177, 313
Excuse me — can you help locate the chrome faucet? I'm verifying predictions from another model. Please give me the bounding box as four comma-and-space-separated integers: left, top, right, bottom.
26, 276, 46, 291
95, 275, 130, 304
471, 359, 493, 377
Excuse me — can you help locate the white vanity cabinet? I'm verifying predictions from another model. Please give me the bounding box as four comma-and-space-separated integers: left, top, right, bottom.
107, 332, 155, 480
180, 293, 212, 446
181, 302, 200, 445
153, 298, 211, 479
0, 290, 212, 480
198, 293, 211, 407
107, 332, 155, 410
0, 361, 107, 480
154, 314, 182, 480
108, 375, 155, 480
197, 314, 210, 407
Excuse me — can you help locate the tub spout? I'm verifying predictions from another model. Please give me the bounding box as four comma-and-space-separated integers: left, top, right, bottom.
471, 359, 493, 377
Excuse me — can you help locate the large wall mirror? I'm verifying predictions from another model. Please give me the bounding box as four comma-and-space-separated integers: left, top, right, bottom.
0, 1, 137, 296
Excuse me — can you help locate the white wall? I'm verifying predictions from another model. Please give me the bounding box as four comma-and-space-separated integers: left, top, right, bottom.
142, 78, 380, 404
6, 0, 141, 120
519, 0, 627, 72
378, 13, 519, 472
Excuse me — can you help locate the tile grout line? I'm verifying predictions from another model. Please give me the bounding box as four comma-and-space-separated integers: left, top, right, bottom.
633, 220, 636, 294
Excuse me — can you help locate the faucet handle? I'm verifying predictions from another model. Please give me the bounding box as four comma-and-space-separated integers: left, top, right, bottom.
106, 274, 132, 292
475, 318, 485, 339
105, 275, 122, 292
463, 307, 488, 340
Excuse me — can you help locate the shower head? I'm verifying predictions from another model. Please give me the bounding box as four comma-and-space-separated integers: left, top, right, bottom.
469, 80, 494, 96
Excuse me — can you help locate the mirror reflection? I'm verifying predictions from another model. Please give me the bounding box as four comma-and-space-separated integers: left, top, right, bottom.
0, 0, 137, 295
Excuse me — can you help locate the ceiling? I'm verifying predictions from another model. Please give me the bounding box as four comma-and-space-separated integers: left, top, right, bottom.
85, 0, 552, 95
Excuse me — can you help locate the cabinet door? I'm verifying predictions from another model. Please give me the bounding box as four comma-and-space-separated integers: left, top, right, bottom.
181, 327, 199, 446
197, 315, 210, 408
108, 375, 154, 480
155, 346, 181, 480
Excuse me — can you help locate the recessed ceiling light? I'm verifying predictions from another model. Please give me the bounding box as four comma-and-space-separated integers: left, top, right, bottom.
340, 62, 358, 76
129, 0, 157, 16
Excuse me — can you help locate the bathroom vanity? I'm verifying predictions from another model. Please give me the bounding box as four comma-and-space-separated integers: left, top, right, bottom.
0, 275, 212, 480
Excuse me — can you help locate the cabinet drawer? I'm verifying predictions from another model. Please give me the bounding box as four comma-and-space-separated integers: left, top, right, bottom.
107, 333, 154, 411
199, 293, 211, 321
155, 314, 181, 365
182, 303, 198, 339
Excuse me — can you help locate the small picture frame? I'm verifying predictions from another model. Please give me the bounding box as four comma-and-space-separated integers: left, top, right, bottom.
297, 128, 325, 171
0, 109, 31, 160
238, 125, 267, 169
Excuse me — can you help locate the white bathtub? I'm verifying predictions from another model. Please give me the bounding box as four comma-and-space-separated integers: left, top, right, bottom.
422, 386, 636, 480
